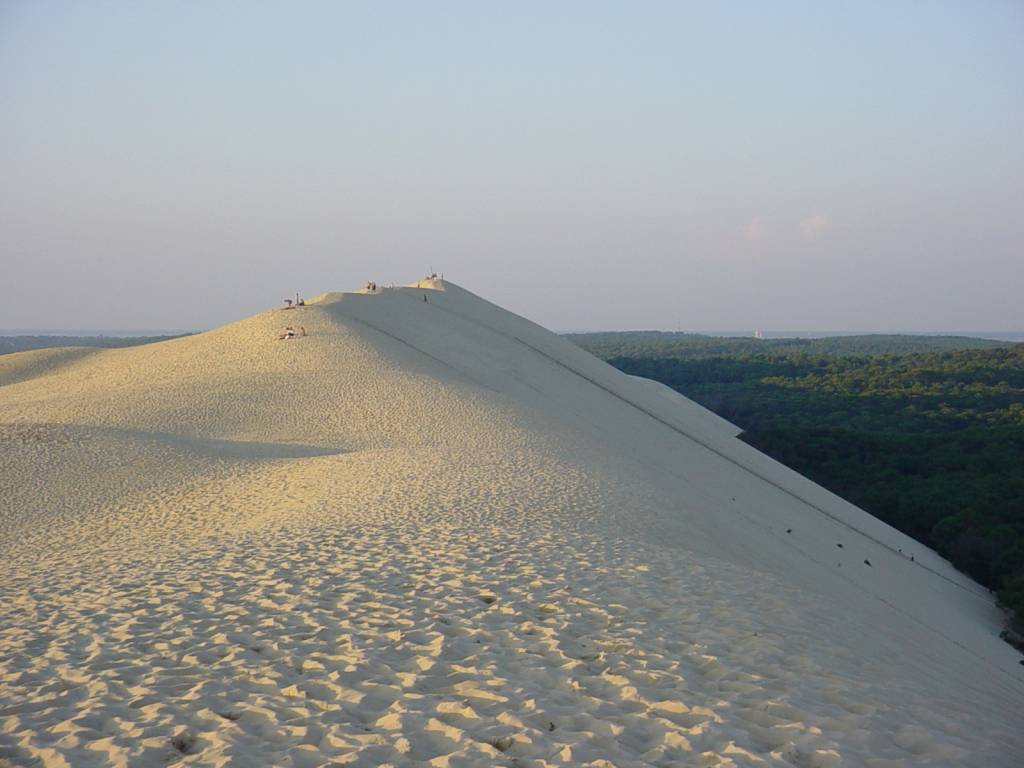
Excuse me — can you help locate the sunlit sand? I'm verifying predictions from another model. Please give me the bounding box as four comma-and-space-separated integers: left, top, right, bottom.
1, 280, 1021, 767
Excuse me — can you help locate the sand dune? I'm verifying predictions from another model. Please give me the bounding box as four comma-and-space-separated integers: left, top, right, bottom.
1, 279, 1021, 767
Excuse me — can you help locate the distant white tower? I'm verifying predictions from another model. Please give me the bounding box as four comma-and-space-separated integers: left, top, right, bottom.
753, 329, 765, 340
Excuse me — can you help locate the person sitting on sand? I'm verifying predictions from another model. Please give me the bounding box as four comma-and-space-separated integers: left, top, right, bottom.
278, 327, 296, 340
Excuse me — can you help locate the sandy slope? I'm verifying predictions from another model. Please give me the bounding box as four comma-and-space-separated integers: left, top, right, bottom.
1, 279, 1021, 767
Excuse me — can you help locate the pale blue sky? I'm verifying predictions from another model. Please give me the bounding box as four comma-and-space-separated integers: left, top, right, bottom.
2, 1, 1021, 331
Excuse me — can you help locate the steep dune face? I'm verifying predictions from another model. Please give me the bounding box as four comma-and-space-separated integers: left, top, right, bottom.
1, 280, 1021, 768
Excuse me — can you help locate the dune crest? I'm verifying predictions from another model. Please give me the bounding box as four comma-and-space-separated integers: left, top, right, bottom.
1, 280, 1021, 767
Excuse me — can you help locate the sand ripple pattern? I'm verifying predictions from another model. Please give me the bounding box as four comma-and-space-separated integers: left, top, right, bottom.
2, 438, 1018, 766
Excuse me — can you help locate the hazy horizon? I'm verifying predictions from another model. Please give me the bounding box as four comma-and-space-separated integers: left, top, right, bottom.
3, 2, 1022, 332
4, 326, 1023, 344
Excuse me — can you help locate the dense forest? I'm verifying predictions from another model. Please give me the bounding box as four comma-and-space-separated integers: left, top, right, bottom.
570, 333, 1024, 630
565, 331, 1009, 359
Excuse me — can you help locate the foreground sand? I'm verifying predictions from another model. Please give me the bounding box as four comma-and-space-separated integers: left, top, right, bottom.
1, 280, 1022, 767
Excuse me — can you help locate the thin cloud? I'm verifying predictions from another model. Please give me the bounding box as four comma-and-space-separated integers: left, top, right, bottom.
799, 214, 831, 242
743, 216, 767, 242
